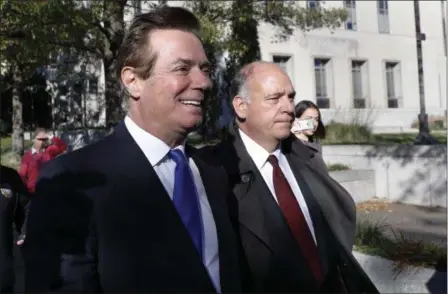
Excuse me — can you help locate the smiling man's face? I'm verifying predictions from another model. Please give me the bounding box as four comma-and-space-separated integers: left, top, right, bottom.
136, 29, 212, 134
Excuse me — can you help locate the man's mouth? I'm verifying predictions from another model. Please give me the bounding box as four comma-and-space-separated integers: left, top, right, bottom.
180, 100, 203, 107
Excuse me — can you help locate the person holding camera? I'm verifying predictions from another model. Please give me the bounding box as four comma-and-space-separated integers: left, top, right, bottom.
293, 100, 327, 172
18, 128, 67, 194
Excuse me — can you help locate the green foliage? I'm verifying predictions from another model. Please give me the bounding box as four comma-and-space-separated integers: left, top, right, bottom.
326, 163, 351, 171
322, 122, 374, 144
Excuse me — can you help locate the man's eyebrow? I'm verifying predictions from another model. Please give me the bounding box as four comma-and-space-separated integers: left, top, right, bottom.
172, 58, 211, 67
265, 91, 285, 98
288, 91, 296, 98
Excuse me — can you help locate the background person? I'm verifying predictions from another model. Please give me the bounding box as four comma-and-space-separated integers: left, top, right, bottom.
293, 100, 327, 171
18, 128, 67, 193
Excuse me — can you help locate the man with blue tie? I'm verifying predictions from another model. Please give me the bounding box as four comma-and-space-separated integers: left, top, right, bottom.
23, 6, 243, 293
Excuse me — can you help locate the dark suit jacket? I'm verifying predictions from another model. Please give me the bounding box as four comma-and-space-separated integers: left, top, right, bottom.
204, 124, 378, 293
1, 165, 29, 293
23, 122, 243, 293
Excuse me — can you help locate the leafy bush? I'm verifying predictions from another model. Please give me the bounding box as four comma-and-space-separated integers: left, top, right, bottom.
322, 121, 373, 144
327, 163, 350, 171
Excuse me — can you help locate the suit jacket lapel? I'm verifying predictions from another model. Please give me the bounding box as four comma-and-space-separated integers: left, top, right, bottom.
225, 124, 292, 252
109, 123, 216, 288
285, 154, 331, 277
188, 146, 241, 293
286, 137, 357, 252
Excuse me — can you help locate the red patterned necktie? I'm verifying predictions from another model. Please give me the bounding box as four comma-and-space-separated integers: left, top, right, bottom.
267, 154, 323, 283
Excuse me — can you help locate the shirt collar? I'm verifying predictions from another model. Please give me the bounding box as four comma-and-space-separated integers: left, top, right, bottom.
239, 129, 281, 170
124, 116, 186, 167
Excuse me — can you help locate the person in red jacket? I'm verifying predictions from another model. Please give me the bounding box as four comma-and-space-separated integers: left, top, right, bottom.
19, 128, 67, 193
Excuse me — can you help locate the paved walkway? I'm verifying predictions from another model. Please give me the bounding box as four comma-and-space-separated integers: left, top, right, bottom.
356, 200, 447, 247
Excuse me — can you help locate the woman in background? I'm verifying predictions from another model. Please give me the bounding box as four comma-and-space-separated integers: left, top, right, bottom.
293, 100, 327, 171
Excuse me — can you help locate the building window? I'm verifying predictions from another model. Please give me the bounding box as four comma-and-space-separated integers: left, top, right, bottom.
273, 55, 292, 77
351, 60, 368, 108
377, 0, 390, 33
384, 62, 402, 108
314, 58, 331, 109
344, 0, 357, 31
307, 0, 320, 9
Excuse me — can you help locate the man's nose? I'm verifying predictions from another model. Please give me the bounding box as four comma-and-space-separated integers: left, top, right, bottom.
191, 68, 212, 91
281, 97, 295, 114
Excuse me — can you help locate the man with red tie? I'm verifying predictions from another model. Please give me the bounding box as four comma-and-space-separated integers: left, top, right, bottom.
19, 128, 67, 193
205, 62, 378, 293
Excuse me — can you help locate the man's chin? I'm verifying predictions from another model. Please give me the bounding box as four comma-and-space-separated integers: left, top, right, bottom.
180, 118, 203, 133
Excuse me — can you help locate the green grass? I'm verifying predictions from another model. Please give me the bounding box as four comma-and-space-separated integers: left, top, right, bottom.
326, 163, 351, 171
1, 136, 32, 153
354, 220, 447, 271
1, 137, 32, 170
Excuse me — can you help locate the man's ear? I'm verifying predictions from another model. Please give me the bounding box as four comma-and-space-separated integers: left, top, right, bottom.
121, 67, 142, 99
232, 95, 248, 120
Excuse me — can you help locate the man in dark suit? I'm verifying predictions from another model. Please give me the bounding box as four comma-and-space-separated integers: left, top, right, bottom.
1, 165, 29, 293
207, 62, 378, 293
23, 7, 242, 293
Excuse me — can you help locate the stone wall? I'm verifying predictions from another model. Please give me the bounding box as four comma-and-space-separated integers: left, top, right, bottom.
323, 145, 447, 207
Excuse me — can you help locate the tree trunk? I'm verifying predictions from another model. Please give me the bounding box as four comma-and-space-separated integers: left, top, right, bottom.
11, 68, 24, 155
103, 0, 126, 127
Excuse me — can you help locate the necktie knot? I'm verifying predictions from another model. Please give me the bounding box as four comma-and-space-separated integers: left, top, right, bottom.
169, 149, 187, 165
267, 154, 279, 167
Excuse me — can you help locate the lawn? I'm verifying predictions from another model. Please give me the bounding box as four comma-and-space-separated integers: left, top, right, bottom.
1, 136, 32, 153
1, 137, 32, 170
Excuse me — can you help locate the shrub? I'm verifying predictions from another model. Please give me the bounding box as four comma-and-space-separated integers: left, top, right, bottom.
327, 163, 350, 171
322, 121, 373, 144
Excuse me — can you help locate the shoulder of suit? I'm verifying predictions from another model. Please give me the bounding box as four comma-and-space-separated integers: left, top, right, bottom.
42, 134, 116, 173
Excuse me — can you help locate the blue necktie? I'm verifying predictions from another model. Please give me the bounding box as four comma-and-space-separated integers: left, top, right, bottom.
169, 149, 203, 259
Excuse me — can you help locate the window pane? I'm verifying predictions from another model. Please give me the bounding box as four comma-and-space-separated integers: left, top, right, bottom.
385, 66, 395, 98
315, 70, 322, 97
352, 61, 363, 99
314, 59, 328, 99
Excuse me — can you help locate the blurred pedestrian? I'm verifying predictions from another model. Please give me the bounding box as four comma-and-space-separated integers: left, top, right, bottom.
18, 128, 67, 193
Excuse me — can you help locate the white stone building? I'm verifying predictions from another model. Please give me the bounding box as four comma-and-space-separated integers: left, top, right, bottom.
90, 0, 446, 133
260, 0, 447, 132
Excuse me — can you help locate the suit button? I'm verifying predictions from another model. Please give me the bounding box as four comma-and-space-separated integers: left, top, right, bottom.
342, 260, 348, 267
241, 174, 250, 183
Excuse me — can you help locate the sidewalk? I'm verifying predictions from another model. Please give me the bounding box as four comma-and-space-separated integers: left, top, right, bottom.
356, 199, 447, 246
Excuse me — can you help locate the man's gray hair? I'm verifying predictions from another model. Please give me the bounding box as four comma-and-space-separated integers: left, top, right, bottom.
229, 61, 277, 103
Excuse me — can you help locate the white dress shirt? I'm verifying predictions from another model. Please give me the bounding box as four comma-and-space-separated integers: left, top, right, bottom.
239, 130, 317, 244
125, 116, 221, 291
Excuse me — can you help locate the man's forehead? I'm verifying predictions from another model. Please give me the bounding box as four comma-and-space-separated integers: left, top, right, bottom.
150, 29, 206, 57
250, 70, 293, 92
35, 131, 47, 138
